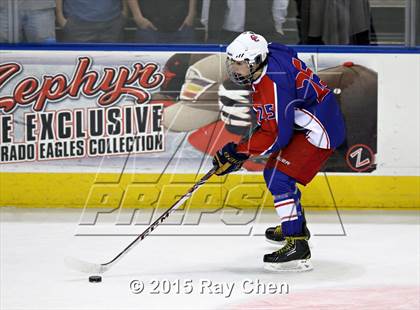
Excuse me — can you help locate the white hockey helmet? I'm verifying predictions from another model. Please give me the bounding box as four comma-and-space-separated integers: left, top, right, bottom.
226, 31, 269, 85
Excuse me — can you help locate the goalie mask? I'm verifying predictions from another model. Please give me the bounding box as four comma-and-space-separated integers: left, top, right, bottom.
226, 31, 269, 86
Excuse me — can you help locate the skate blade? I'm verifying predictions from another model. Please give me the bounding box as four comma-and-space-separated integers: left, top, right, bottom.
265, 238, 314, 249
265, 238, 286, 246
264, 259, 313, 272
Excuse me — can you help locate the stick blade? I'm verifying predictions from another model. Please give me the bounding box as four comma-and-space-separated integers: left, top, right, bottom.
65, 256, 109, 274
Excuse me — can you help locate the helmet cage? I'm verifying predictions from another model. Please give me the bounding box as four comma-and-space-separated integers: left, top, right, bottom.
226, 54, 265, 86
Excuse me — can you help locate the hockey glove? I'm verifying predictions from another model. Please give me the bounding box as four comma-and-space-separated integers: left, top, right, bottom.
213, 142, 250, 176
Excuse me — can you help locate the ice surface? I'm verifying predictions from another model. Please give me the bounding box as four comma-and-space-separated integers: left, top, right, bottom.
1, 208, 419, 310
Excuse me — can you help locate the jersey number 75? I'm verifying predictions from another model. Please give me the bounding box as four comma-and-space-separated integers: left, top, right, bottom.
292, 58, 331, 103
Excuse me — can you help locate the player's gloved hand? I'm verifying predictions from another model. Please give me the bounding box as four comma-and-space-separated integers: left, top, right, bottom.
213, 142, 250, 176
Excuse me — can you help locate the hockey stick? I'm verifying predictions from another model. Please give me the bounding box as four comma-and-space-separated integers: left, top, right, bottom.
65, 167, 217, 274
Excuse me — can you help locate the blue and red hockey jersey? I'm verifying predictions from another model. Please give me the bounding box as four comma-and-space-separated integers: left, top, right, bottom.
237, 43, 346, 155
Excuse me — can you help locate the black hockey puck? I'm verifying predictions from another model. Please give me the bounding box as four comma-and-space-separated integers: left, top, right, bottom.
89, 275, 102, 283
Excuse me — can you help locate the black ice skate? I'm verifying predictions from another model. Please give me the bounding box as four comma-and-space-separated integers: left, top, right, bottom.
265, 225, 285, 244
265, 221, 311, 244
263, 236, 313, 272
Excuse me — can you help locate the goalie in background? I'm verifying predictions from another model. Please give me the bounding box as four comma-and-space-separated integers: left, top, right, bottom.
213, 31, 346, 271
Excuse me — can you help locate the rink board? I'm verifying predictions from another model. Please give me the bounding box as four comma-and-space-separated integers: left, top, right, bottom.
0, 172, 418, 208
0, 45, 419, 209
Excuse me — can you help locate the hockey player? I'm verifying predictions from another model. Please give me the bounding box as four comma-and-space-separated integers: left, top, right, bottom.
213, 32, 346, 271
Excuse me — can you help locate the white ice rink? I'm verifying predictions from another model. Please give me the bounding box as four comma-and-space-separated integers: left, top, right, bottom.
1, 208, 419, 310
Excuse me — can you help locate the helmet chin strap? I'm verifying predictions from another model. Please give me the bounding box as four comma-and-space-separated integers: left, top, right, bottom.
250, 57, 268, 83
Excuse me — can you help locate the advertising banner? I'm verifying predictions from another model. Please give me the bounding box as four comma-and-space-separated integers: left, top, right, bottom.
0, 48, 418, 208
0, 50, 378, 173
